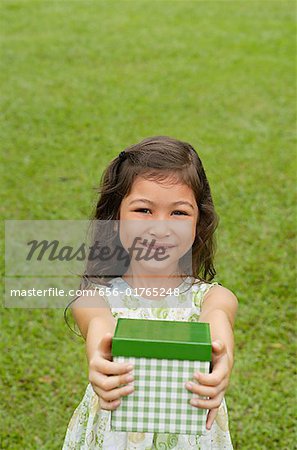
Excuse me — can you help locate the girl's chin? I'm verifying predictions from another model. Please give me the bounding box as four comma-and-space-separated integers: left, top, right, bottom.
131, 260, 179, 274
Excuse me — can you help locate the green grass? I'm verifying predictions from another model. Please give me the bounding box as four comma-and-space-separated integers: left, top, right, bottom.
1, 1, 296, 448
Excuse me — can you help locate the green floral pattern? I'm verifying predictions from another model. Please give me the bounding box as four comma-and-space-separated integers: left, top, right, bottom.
62, 278, 233, 449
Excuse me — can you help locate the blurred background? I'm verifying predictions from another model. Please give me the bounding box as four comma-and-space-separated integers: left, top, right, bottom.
1, 1, 296, 449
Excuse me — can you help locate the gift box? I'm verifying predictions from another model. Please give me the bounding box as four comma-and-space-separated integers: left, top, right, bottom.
110, 318, 212, 435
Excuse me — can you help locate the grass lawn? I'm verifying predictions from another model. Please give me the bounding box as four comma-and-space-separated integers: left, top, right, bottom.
1, 1, 296, 449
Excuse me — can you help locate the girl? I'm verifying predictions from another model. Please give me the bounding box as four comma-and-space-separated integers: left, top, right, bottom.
62, 136, 238, 449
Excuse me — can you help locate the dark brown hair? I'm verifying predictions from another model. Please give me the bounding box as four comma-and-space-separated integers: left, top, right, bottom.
64, 136, 219, 335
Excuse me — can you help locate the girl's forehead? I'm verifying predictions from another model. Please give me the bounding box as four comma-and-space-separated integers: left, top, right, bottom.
127, 176, 196, 200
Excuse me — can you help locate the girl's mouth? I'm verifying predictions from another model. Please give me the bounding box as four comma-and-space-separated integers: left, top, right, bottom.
141, 241, 176, 250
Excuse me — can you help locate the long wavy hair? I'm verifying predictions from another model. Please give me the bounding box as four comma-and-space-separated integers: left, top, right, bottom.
64, 136, 219, 335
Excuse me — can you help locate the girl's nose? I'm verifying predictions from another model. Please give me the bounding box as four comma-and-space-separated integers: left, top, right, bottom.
148, 220, 171, 239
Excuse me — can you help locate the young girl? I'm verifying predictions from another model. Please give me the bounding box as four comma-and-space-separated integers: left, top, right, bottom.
62, 136, 238, 449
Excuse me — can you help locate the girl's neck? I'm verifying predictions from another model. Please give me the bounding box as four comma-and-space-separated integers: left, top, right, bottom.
122, 266, 189, 292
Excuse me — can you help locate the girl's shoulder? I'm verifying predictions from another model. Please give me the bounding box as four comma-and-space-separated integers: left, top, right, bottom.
190, 277, 222, 293
187, 278, 220, 309
195, 279, 237, 303
190, 277, 222, 287
195, 280, 239, 327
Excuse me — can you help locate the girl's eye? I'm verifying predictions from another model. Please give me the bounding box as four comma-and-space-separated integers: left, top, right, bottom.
173, 210, 188, 216
134, 208, 151, 214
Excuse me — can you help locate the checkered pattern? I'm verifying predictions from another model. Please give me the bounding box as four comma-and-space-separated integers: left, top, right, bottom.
110, 356, 210, 435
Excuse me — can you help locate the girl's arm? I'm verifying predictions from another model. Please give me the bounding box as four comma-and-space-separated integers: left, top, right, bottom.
70, 292, 116, 361
199, 285, 238, 370
70, 292, 135, 410
185, 285, 238, 430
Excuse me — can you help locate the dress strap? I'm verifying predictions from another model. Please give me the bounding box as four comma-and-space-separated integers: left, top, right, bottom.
201, 281, 220, 308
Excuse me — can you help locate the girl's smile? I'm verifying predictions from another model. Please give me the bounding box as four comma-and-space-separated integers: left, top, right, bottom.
140, 239, 176, 250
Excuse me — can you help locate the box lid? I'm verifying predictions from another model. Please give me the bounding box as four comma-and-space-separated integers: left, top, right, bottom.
111, 318, 211, 361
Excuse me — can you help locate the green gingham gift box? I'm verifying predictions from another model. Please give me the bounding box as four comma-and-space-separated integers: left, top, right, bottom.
110, 318, 212, 435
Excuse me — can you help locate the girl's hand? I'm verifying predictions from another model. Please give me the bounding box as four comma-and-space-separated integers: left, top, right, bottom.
88, 332, 135, 411
185, 339, 232, 430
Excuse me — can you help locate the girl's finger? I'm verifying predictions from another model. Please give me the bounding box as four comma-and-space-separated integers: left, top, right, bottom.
190, 392, 224, 410
90, 371, 134, 401
192, 370, 225, 387
185, 378, 226, 398
91, 370, 134, 392
205, 407, 219, 430
212, 340, 226, 355
98, 333, 113, 360
97, 383, 134, 402
193, 359, 229, 386
94, 357, 134, 376
99, 398, 122, 411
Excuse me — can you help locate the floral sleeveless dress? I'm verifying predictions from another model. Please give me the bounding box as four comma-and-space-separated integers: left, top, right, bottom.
62, 276, 234, 449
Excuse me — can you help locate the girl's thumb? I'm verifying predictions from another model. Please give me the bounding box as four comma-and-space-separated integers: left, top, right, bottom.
99, 333, 113, 354
103, 332, 113, 345
213, 340, 223, 351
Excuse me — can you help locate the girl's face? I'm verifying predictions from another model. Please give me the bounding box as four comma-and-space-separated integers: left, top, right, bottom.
118, 174, 199, 276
